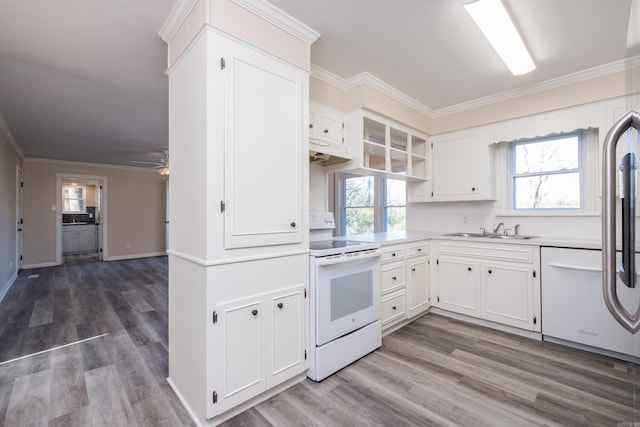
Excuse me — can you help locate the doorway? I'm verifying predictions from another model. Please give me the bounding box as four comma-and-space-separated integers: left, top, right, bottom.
15, 165, 22, 273
56, 174, 108, 265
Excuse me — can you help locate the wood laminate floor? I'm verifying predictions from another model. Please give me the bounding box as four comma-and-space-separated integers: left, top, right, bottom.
1, 255, 639, 426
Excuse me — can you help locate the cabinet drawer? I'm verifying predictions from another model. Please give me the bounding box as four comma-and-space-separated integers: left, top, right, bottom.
382, 293, 406, 325
381, 264, 405, 293
381, 246, 405, 263
407, 243, 428, 257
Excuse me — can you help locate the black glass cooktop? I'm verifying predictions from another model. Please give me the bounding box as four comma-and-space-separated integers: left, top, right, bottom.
309, 240, 369, 250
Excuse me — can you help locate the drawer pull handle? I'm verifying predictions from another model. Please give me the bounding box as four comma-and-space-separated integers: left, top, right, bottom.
251, 309, 258, 316
417, 248, 422, 252
277, 302, 283, 309
392, 276, 397, 280
391, 253, 396, 257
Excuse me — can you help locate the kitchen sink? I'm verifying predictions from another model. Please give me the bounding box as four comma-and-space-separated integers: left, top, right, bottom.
443, 232, 537, 240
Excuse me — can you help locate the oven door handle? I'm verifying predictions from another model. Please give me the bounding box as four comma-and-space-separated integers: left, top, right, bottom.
315, 249, 381, 266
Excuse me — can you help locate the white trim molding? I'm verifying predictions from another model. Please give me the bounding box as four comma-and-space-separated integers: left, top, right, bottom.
231, 0, 320, 44
0, 111, 24, 159
345, 71, 434, 117
0, 271, 18, 304
24, 157, 164, 172
158, 0, 199, 43
433, 56, 640, 117
105, 252, 167, 262
310, 64, 346, 91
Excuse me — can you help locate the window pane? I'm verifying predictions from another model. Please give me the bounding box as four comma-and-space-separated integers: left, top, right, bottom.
64, 187, 84, 199
386, 207, 406, 231
345, 176, 374, 207
345, 207, 374, 234
386, 179, 406, 206
515, 136, 578, 174
514, 173, 580, 209
64, 199, 85, 213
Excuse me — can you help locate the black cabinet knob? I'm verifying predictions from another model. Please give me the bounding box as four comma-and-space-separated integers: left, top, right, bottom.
392, 276, 397, 280
277, 302, 283, 309
392, 306, 397, 310
309, 123, 314, 129
417, 248, 422, 252
251, 309, 258, 316
411, 268, 416, 272
391, 253, 396, 257
290, 222, 296, 228
323, 129, 329, 134
471, 187, 476, 191
488, 269, 492, 274
468, 267, 472, 271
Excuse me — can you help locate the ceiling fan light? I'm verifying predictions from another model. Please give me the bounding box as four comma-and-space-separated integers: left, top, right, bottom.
464, 0, 535, 75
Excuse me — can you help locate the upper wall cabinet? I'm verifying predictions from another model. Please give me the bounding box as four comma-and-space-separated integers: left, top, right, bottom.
430, 134, 494, 202
342, 110, 429, 181
309, 102, 352, 165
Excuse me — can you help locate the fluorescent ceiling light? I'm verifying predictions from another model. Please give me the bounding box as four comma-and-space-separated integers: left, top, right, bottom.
464, 0, 535, 75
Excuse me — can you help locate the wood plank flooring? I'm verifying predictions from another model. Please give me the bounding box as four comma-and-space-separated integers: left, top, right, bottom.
2, 254, 640, 426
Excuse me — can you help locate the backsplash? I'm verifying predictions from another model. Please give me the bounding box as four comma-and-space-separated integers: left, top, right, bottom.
63, 206, 96, 224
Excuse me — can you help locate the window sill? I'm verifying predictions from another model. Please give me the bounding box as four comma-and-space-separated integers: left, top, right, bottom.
496, 211, 599, 218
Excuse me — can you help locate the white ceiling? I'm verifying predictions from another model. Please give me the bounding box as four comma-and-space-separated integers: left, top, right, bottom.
0, 0, 634, 166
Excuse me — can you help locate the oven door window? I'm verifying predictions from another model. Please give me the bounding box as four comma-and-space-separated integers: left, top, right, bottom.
316, 258, 381, 346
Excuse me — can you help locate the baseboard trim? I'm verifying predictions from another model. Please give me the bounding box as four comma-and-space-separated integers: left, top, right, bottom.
22, 261, 58, 269
104, 252, 167, 261
0, 271, 18, 304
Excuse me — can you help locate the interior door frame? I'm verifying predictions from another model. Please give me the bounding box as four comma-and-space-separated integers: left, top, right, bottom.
56, 174, 108, 264
15, 164, 22, 272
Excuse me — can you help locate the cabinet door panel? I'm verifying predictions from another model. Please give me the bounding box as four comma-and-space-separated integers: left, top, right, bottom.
482, 262, 533, 329
217, 299, 264, 410
432, 136, 479, 198
407, 258, 429, 318
270, 288, 305, 387
438, 257, 480, 317
224, 43, 304, 248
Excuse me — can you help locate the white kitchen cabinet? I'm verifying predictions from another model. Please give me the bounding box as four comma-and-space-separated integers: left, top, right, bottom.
342, 110, 429, 181
433, 240, 540, 332
482, 261, 536, 330
62, 224, 97, 254
309, 101, 343, 147
166, 22, 310, 425
380, 245, 407, 329
214, 284, 306, 414
436, 256, 481, 318
406, 242, 429, 318
222, 39, 305, 249
430, 134, 494, 201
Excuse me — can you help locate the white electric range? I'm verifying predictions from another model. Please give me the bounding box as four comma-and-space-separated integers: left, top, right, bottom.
307, 212, 382, 381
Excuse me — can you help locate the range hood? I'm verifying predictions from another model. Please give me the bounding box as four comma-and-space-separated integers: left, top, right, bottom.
309, 139, 353, 166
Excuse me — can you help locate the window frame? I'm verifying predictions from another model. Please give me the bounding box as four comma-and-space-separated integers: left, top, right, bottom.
62, 185, 87, 214
507, 131, 586, 213
333, 172, 406, 236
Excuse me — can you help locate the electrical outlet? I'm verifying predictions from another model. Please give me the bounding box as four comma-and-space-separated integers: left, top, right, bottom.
462, 216, 468, 224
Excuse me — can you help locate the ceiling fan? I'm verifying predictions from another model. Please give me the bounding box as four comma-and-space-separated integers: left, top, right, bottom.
130, 150, 170, 175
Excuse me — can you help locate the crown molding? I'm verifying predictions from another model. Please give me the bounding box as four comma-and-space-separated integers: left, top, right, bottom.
310, 64, 346, 90
230, 0, 320, 44
0, 112, 24, 159
158, 0, 199, 43
24, 157, 162, 172
345, 71, 434, 117
433, 55, 640, 117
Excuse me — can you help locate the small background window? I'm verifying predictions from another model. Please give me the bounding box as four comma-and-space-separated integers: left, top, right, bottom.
63, 185, 86, 213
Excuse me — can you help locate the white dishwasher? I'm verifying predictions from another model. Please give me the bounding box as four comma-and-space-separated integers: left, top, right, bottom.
541, 246, 640, 357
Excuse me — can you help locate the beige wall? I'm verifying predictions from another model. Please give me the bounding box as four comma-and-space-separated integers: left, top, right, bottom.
165, 0, 311, 72
23, 159, 166, 266
0, 130, 21, 299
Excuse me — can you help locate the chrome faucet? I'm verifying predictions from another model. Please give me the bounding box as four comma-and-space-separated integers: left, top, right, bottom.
492, 222, 504, 234
515, 224, 521, 236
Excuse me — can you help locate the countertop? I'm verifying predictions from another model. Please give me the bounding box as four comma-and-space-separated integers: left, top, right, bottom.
337, 230, 624, 251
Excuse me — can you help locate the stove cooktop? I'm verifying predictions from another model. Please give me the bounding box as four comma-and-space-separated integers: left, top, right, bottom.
309, 239, 379, 257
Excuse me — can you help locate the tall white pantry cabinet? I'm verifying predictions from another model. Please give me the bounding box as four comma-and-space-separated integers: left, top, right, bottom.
162, 3, 315, 424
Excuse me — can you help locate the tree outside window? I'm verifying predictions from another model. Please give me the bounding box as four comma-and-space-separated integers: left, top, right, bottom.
511, 133, 583, 210
339, 174, 406, 235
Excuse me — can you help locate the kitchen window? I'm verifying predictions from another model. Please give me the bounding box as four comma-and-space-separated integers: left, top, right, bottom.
509, 131, 589, 211
62, 185, 86, 213
333, 173, 405, 235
